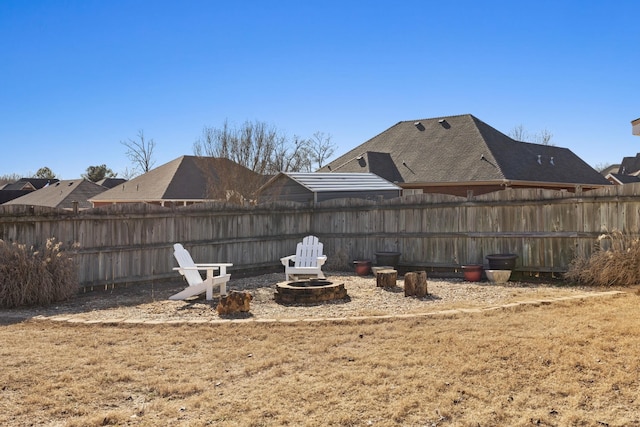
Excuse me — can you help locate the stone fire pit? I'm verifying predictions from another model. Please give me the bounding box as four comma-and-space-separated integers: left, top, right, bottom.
274, 279, 348, 304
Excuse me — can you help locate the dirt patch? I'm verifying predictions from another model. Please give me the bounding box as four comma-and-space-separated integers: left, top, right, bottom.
0, 271, 605, 324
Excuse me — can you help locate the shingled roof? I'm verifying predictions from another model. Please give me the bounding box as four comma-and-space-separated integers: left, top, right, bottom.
320, 114, 609, 196
3, 179, 107, 210
89, 156, 262, 206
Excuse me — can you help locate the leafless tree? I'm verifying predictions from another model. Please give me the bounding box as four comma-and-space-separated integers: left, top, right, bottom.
509, 124, 529, 141
0, 173, 21, 186
121, 130, 156, 175
193, 119, 312, 174
308, 131, 336, 170
509, 124, 554, 146
593, 162, 614, 173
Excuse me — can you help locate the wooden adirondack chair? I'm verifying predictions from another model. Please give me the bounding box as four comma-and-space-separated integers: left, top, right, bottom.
170, 243, 233, 300
280, 235, 327, 281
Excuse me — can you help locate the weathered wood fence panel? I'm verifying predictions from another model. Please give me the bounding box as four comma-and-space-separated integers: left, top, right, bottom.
2, 184, 640, 287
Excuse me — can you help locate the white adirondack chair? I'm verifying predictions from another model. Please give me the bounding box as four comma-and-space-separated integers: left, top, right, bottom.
170, 243, 233, 301
280, 235, 327, 281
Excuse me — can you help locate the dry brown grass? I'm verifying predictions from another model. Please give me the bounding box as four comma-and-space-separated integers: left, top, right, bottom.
1, 291, 639, 426
0, 238, 78, 308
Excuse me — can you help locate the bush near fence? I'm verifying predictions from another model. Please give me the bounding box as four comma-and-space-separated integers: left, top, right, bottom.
1, 184, 640, 288
0, 238, 78, 308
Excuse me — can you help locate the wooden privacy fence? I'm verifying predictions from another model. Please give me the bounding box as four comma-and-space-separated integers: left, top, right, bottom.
1, 183, 640, 287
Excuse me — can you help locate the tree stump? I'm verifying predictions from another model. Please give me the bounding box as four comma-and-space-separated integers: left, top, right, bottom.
414, 270, 428, 297
376, 269, 397, 288
404, 271, 428, 297
216, 291, 253, 315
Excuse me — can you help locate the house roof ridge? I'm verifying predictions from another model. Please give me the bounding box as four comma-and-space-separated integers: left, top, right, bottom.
403, 113, 474, 124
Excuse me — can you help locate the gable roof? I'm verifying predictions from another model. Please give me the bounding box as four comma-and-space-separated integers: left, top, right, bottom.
264, 172, 402, 193
2, 178, 59, 191
321, 114, 609, 189
3, 179, 107, 210
96, 177, 127, 188
606, 173, 640, 185
618, 153, 640, 175
89, 156, 262, 204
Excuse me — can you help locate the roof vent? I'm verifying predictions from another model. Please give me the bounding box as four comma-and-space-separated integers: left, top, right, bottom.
537, 155, 542, 165
438, 119, 451, 129
68, 182, 73, 186
550, 157, 555, 166
414, 122, 425, 131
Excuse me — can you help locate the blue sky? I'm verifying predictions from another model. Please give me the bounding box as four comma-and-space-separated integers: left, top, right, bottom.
1, 0, 637, 179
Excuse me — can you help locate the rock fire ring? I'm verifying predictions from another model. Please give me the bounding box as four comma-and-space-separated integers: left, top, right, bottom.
274, 279, 348, 304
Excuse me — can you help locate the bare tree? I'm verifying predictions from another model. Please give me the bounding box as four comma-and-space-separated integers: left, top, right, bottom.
535, 129, 554, 146
509, 124, 529, 141
0, 173, 21, 186
193, 119, 311, 174
121, 130, 156, 175
308, 131, 336, 170
509, 124, 554, 145
593, 162, 614, 173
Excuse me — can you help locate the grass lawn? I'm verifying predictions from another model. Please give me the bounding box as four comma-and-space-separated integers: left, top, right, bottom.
1, 291, 639, 426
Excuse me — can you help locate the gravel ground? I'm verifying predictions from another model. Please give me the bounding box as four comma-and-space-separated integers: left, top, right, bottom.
0, 271, 601, 324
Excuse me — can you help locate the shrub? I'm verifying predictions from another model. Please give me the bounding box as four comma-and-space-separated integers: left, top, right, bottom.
0, 238, 79, 308
565, 230, 640, 287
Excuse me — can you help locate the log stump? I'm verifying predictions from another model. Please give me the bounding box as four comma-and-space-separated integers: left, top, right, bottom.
217, 291, 253, 315
415, 271, 428, 297
404, 271, 428, 297
376, 269, 397, 288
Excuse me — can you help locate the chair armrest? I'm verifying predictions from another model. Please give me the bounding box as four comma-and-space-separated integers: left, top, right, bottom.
173, 262, 233, 276
317, 255, 327, 266
280, 255, 296, 266
193, 263, 233, 267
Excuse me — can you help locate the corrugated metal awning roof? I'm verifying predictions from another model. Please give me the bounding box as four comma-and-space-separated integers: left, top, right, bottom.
284, 172, 401, 192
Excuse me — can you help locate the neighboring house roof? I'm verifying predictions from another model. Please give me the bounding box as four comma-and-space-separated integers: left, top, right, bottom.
3, 179, 107, 210
96, 178, 127, 188
320, 114, 609, 193
0, 190, 32, 204
265, 172, 402, 192
618, 153, 640, 175
599, 164, 621, 176
258, 172, 402, 204
89, 156, 262, 205
606, 173, 640, 185
2, 178, 59, 191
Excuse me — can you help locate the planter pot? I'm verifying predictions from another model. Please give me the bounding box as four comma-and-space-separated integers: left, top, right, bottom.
353, 260, 372, 276
374, 251, 401, 269
462, 264, 483, 282
486, 254, 518, 270
486, 269, 511, 284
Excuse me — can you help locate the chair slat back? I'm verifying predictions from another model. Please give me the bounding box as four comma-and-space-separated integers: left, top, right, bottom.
295, 235, 323, 268
173, 243, 203, 286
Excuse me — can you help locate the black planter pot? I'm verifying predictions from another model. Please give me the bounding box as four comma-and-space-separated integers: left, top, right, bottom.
486, 254, 518, 270
375, 251, 401, 268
